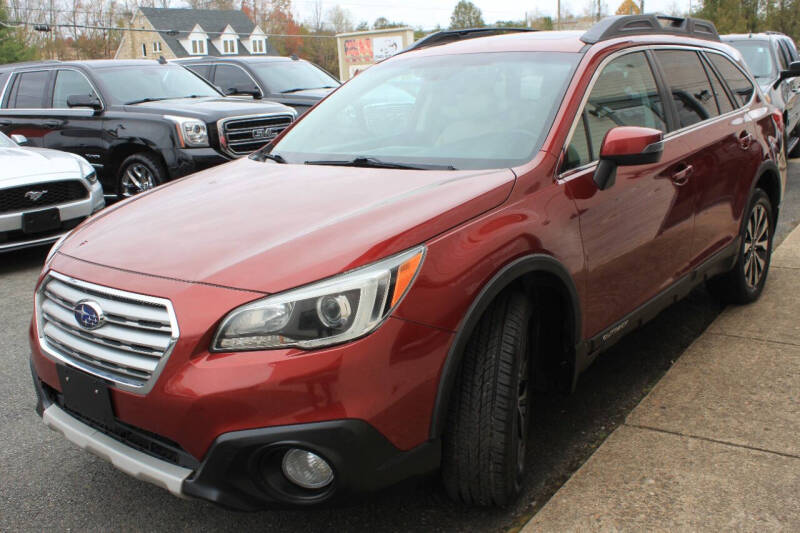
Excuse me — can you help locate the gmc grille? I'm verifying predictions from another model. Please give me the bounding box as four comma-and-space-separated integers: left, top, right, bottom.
0, 180, 88, 214
219, 114, 294, 156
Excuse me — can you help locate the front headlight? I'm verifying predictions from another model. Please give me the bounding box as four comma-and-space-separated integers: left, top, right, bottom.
212, 246, 425, 351
165, 115, 209, 147
78, 157, 97, 183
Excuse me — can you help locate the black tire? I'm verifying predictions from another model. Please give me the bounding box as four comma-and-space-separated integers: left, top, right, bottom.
707, 189, 774, 305
117, 152, 166, 197
442, 290, 533, 506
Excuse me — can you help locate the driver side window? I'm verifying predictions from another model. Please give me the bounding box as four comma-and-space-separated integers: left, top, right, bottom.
563, 52, 666, 172
53, 70, 97, 108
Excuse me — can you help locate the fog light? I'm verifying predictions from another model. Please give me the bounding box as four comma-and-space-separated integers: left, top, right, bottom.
281, 448, 334, 489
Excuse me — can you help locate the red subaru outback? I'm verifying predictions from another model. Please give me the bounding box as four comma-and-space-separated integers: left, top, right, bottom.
30, 15, 785, 508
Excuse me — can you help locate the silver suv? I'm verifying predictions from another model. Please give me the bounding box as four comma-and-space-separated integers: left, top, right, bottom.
0, 132, 104, 253
723, 32, 800, 155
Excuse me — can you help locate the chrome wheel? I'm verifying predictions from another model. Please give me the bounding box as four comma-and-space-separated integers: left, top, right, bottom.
743, 203, 770, 289
515, 351, 529, 476
120, 163, 157, 197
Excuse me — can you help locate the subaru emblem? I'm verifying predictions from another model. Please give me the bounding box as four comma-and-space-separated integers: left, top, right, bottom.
73, 300, 105, 330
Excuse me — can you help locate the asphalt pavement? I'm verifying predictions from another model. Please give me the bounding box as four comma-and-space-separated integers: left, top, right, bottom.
1, 162, 799, 532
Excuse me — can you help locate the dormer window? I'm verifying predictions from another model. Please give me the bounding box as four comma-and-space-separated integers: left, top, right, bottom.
251, 38, 265, 54
192, 39, 206, 55
222, 39, 237, 54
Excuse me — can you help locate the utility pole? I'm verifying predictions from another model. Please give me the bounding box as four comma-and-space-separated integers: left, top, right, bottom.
557, 0, 561, 29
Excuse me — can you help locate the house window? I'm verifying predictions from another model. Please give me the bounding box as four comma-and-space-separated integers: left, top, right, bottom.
141, 43, 147, 57
192, 39, 206, 55
251, 39, 264, 54
223, 39, 236, 54
153, 41, 162, 53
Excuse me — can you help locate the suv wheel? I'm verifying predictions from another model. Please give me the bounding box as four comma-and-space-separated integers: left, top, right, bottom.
707, 188, 774, 304
442, 290, 533, 506
117, 152, 165, 197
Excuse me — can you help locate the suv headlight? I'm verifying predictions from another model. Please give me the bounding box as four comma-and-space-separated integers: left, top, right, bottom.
78, 157, 97, 183
165, 115, 209, 147
212, 246, 425, 351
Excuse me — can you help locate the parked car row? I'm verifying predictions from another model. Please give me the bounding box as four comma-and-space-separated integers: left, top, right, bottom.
24, 14, 788, 510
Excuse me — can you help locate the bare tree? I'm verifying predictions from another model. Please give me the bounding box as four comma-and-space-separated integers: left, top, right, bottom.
326, 4, 353, 33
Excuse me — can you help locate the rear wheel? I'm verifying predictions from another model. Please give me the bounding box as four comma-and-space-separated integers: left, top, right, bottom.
117, 152, 165, 197
442, 290, 533, 506
707, 189, 774, 304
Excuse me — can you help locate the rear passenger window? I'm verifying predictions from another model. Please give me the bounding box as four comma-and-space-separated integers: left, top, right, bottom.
6, 71, 49, 109
655, 50, 720, 128
703, 58, 734, 115
563, 52, 666, 171
707, 53, 755, 107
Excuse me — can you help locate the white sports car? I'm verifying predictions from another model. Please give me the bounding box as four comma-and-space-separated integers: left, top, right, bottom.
0, 132, 104, 253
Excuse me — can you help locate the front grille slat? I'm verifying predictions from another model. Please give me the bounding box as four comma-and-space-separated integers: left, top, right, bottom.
37, 273, 178, 391
46, 279, 171, 327
221, 114, 293, 157
42, 299, 171, 351
0, 180, 89, 214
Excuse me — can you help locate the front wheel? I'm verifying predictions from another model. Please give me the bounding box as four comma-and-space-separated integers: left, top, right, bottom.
707, 189, 774, 304
117, 152, 165, 197
442, 290, 533, 506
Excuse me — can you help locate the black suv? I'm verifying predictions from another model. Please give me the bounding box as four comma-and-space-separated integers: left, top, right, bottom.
0, 60, 296, 197
723, 32, 800, 155
176, 56, 339, 115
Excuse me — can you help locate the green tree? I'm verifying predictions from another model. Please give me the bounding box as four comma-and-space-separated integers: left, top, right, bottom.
0, 1, 34, 62
373, 16, 405, 29
449, 0, 485, 29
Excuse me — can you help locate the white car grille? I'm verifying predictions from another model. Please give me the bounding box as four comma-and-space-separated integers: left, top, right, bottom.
36, 271, 179, 393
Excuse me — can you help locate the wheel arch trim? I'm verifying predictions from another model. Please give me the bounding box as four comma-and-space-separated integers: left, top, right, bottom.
428, 253, 582, 439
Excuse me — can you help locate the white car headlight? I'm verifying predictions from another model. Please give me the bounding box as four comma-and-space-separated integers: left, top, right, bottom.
165, 115, 209, 147
78, 157, 97, 183
212, 246, 425, 351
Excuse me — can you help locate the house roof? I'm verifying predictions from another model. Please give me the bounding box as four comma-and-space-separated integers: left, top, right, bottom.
138, 7, 270, 57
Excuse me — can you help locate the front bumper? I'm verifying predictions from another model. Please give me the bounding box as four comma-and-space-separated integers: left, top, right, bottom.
168, 147, 230, 181
0, 180, 104, 253
32, 367, 439, 509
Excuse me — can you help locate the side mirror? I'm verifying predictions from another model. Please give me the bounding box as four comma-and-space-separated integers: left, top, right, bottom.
225, 85, 262, 99
594, 126, 663, 191
67, 94, 102, 112
779, 60, 800, 81
10, 134, 28, 145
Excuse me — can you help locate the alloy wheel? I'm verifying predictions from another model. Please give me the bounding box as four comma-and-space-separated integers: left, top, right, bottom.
743, 203, 770, 289
121, 163, 157, 197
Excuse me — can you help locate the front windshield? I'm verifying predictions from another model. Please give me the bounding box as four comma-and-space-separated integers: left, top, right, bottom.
729, 40, 776, 79
94, 64, 220, 104
250, 60, 340, 93
0, 132, 15, 147
272, 52, 579, 170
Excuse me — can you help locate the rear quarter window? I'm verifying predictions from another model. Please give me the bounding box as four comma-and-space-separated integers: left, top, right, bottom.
707, 53, 755, 107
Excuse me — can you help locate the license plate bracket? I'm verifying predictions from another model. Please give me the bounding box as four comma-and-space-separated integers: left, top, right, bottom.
22, 208, 60, 234
57, 365, 115, 427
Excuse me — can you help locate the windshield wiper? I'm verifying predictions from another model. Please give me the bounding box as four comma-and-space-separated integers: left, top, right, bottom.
124, 97, 172, 105
304, 156, 456, 170
280, 85, 337, 94
251, 150, 286, 163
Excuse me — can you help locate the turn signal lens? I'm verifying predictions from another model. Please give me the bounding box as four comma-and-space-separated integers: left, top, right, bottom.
391, 250, 423, 307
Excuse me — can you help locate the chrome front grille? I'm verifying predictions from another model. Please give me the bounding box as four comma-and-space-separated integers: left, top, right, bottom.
219, 113, 294, 156
36, 272, 179, 393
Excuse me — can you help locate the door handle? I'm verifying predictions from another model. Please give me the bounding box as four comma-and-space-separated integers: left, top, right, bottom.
672, 164, 693, 186
43, 119, 61, 128
737, 131, 753, 150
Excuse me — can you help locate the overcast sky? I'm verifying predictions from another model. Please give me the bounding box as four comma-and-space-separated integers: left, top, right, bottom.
290, 0, 696, 30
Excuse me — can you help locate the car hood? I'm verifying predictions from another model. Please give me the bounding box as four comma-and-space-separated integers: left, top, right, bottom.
0, 146, 82, 182
59, 157, 515, 293
122, 97, 295, 121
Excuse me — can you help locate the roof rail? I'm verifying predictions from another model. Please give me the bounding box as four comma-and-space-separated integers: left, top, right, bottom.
581, 14, 719, 44
403, 27, 537, 53
0, 59, 61, 69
